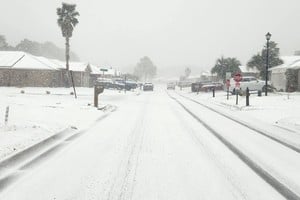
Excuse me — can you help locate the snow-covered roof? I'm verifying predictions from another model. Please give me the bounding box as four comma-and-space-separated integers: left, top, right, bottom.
35, 57, 64, 69
52, 60, 89, 72
0, 51, 57, 70
270, 56, 300, 73
0, 51, 123, 75
239, 65, 259, 73
0, 51, 24, 67
290, 60, 300, 69
69, 62, 89, 72
89, 64, 101, 75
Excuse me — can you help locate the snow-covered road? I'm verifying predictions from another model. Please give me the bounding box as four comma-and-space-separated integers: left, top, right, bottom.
0, 87, 297, 199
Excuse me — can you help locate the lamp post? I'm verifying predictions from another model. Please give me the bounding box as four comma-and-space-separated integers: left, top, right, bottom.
265, 32, 271, 96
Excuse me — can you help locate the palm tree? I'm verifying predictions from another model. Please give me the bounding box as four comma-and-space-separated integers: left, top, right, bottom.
57, 3, 79, 71
211, 56, 241, 81
57, 3, 79, 97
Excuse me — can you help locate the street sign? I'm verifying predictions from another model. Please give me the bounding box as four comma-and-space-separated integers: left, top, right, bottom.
233, 72, 242, 82
226, 72, 231, 80
100, 68, 108, 76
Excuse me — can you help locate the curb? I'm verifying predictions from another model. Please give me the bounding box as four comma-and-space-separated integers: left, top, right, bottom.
0, 106, 116, 192
0, 127, 73, 172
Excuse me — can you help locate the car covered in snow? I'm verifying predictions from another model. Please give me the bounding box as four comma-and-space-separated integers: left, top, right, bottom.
191, 81, 223, 92
167, 82, 176, 90
143, 83, 154, 91
201, 82, 224, 92
95, 78, 114, 89
229, 76, 266, 93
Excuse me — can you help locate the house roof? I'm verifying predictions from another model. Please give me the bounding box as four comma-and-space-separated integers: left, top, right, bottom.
50, 59, 90, 72
270, 56, 300, 73
0, 51, 123, 75
239, 65, 259, 73
0, 51, 57, 70
0, 51, 24, 67
35, 57, 64, 69
68, 62, 89, 72
89, 64, 101, 75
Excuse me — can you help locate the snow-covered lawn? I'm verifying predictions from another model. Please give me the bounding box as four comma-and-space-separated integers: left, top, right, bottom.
0, 87, 132, 161
178, 87, 300, 133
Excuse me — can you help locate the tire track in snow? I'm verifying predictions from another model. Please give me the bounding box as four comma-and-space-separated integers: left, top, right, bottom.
167, 91, 300, 200
170, 105, 249, 200
176, 92, 300, 154
106, 99, 148, 200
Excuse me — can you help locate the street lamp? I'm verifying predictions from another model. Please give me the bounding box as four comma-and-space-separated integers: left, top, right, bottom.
265, 32, 271, 96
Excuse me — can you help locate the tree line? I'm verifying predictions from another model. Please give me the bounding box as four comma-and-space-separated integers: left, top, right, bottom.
211, 41, 283, 81
0, 34, 80, 62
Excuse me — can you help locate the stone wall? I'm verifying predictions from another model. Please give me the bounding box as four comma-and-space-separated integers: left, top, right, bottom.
0, 69, 64, 87
0, 68, 91, 87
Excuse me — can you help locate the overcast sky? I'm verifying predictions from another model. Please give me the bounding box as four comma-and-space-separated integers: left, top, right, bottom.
1, 0, 300, 76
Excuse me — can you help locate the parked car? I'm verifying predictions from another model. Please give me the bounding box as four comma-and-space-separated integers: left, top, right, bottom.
229, 76, 266, 94
191, 81, 223, 92
112, 79, 138, 90
125, 80, 138, 90
143, 83, 154, 91
113, 79, 126, 90
167, 82, 176, 90
95, 78, 114, 89
191, 81, 210, 92
201, 82, 224, 92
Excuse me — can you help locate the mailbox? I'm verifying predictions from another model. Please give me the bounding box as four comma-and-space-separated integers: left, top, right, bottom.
94, 82, 105, 107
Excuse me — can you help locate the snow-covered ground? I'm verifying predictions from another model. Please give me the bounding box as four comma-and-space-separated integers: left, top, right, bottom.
178, 87, 300, 133
0, 87, 135, 161
0, 85, 299, 199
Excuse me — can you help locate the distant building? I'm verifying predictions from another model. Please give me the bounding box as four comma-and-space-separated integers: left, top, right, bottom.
239, 65, 260, 77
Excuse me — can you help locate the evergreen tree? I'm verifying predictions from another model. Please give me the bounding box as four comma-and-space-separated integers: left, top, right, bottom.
16, 39, 42, 56
40, 41, 80, 61
14, 39, 80, 61
247, 41, 283, 78
0, 35, 8, 50
211, 56, 241, 81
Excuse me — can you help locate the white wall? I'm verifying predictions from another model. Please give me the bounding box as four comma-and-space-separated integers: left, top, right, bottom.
271, 72, 286, 91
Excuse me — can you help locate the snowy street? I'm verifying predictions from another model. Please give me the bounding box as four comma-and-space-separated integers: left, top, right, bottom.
1, 87, 299, 199
2, 0, 300, 199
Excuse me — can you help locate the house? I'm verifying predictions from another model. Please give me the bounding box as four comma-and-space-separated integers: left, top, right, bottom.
269, 56, 300, 92
0, 51, 94, 87
53, 60, 91, 87
0, 51, 63, 87
0, 51, 124, 87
